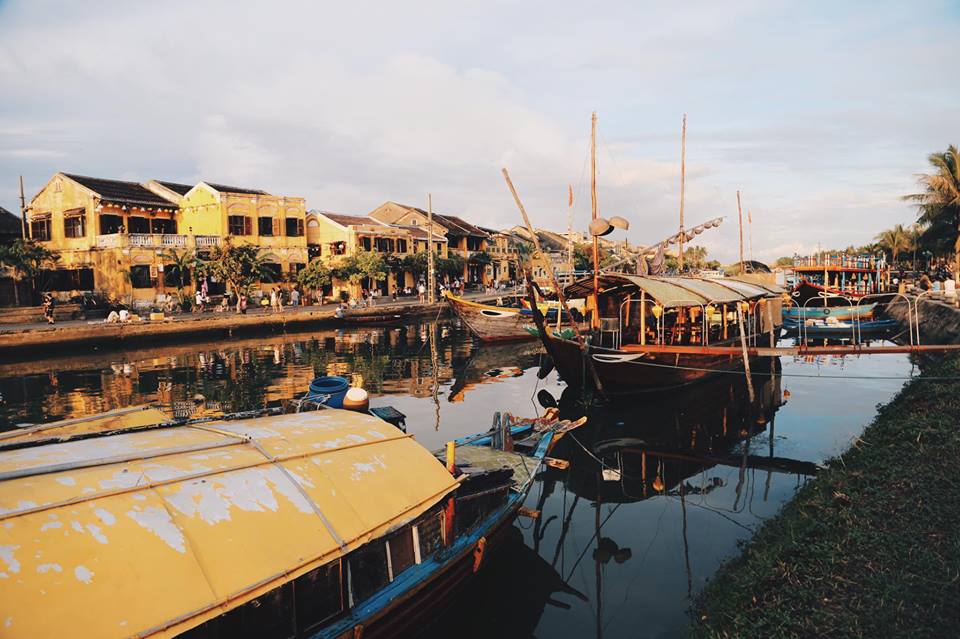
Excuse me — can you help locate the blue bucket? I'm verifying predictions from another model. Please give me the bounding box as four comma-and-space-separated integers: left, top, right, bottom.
308, 376, 350, 408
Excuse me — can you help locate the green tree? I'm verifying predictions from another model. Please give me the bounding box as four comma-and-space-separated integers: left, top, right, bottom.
904, 145, 960, 279
296, 259, 332, 292
333, 250, 387, 285
206, 240, 274, 297
774, 256, 795, 268
0, 239, 59, 305
573, 244, 593, 271
159, 248, 195, 304
682, 245, 708, 270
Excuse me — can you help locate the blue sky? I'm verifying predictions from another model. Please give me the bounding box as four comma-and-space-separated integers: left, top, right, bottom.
1, 0, 958, 262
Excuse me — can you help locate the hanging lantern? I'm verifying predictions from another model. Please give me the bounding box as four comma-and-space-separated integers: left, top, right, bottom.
689, 306, 701, 320
651, 304, 663, 319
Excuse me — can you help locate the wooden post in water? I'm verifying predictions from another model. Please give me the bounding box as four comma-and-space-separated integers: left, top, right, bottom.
678, 114, 687, 271
736, 304, 755, 403
639, 291, 646, 345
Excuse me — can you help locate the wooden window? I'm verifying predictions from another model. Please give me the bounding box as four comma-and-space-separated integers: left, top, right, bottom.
416, 511, 444, 559
99, 214, 123, 235
360, 237, 372, 251
258, 217, 274, 236
129, 265, 154, 289
261, 263, 282, 282
285, 218, 304, 237
30, 219, 52, 241
229, 216, 252, 236
375, 238, 394, 253
387, 528, 416, 578
348, 542, 389, 605
294, 561, 344, 632
63, 215, 85, 238
151, 218, 176, 234
396, 239, 408, 253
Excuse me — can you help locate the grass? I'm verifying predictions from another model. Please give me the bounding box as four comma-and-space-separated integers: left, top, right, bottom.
692, 354, 960, 639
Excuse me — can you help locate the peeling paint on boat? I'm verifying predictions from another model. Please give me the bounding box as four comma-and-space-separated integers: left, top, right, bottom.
36, 563, 61, 574
0, 545, 20, 575
125, 506, 186, 553
74, 565, 94, 584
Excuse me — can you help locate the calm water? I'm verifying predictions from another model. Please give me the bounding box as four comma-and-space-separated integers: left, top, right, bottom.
1, 318, 915, 638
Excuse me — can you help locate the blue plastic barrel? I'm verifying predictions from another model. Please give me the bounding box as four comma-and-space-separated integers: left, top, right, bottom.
308, 376, 350, 408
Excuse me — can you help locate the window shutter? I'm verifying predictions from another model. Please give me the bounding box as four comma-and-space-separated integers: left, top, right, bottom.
273, 218, 281, 236
245, 217, 253, 235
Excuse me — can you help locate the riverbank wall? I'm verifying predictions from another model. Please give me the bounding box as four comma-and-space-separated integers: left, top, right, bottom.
692, 354, 960, 638
886, 296, 960, 344
0, 302, 449, 359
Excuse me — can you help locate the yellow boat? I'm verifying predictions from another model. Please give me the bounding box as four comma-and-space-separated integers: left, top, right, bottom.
0, 403, 581, 638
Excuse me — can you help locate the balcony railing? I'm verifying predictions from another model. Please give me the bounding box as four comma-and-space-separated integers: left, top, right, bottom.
96, 234, 222, 249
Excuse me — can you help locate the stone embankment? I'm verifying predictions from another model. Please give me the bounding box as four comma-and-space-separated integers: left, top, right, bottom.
885, 295, 960, 344
0, 301, 449, 357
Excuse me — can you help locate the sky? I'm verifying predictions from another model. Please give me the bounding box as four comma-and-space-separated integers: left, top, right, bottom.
1, 0, 958, 263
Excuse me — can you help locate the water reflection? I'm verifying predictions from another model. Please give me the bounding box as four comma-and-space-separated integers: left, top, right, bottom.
0, 317, 522, 430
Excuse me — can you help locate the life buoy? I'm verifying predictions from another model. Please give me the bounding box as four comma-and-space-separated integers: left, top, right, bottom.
822, 308, 831, 316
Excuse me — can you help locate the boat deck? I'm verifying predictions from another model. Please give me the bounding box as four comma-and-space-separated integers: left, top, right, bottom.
445, 444, 538, 485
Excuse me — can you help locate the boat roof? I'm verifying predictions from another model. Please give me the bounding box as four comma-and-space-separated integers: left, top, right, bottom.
0, 409, 458, 639
0, 405, 171, 448
564, 274, 781, 308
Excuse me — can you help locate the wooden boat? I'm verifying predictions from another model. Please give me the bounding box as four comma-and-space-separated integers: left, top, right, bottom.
782, 316, 897, 338
790, 253, 886, 304
337, 308, 404, 325
533, 274, 785, 394
0, 402, 582, 639
782, 302, 876, 320
444, 291, 537, 342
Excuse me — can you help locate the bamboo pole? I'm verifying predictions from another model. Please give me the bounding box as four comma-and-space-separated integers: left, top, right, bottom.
591, 112, 600, 330
737, 191, 744, 275
678, 114, 687, 271
736, 305, 755, 403
427, 194, 435, 304
18, 176, 27, 240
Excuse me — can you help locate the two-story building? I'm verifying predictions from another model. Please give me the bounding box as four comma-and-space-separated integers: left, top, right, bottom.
24, 173, 307, 304
509, 226, 576, 286
305, 210, 447, 299
368, 202, 491, 286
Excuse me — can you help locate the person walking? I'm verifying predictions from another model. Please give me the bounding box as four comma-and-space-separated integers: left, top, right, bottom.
290, 287, 300, 307
269, 287, 278, 313
418, 282, 426, 303
195, 289, 204, 313
42, 293, 56, 325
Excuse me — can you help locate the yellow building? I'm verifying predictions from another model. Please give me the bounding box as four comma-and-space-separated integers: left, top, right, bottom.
306, 210, 447, 299
24, 173, 307, 305
509, 226, 575, 286
368, 202, 491, 286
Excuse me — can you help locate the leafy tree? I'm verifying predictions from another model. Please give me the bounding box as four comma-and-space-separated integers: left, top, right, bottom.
682, 245, 709, 270
296, 259, 331, 292
159, 248, 195, 304
0, 239, 59, 305
437, 253, 466, 279
903, 145, 960, 279
205, 240, 274, 297
402, 252, 431, 280
469, 250, 492, 265
332, 250, 387, 284
774, 256, 795, 268
573, 244, 593, 271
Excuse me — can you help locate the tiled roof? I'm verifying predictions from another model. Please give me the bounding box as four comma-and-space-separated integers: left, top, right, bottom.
155, 181, 194, 196
317, 212, 379, 227
203, 182, 269, 196
391, 224, 448, 241
0, 206, 22, 238
63, 174, 178, 209
390, 203, 488, 238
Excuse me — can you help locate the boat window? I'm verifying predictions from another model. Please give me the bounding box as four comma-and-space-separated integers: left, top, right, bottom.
294, 561, 344, 632
349, 541, 390, 604
388, 528, 416, 578
179, 582, 295, 639
416, 511, 444, 559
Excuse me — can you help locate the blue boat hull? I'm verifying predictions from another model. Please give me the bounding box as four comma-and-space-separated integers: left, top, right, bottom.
782, 303, 876, 320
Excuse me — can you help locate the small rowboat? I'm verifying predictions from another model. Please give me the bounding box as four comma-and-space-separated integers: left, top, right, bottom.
782, 303, 876, 321
782, 316, 897, 337
444, 291, 535, 342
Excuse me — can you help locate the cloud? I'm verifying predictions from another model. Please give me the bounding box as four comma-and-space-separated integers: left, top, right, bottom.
0, 0, 957, 262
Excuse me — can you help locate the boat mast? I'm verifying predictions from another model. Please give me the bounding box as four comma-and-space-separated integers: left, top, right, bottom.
678, 114, 687, 271
568, 184, 574, 282
737, 190, 744, 274
427, 193, 435, 304
591, 112, 600, 330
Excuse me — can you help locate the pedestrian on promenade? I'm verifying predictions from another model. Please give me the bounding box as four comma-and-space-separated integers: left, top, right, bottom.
290, 288, 300, 307
239, 294, 248, 314
195, 289, 204, 313
42, 293, 56, 325
418, 282, 426, 303
269, 288, 279, 313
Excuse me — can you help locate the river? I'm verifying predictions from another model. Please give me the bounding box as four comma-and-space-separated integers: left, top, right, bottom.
0, 316, 915, 638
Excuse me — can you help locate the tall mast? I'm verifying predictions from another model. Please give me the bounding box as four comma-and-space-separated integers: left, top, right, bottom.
748, 209, 754, 262
737, 190, 744, 274
19, 176, 27, 240
678, 114, 687, 271
567, 184, 574, 280
427, 193, 435, 304
591, 112, 600, 329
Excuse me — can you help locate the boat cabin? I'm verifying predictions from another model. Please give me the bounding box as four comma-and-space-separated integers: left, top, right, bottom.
563, 274, 784, 350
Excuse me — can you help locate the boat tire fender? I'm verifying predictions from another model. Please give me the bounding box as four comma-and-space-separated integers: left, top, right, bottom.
822, 308, 831, 316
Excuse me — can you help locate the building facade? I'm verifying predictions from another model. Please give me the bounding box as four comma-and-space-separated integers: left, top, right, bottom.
24, 173, 307, 305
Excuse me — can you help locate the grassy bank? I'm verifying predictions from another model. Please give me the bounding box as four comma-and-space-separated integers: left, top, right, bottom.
693, 355, 960, 639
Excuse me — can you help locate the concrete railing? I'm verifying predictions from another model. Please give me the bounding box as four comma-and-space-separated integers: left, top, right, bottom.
96, 234, 222, 249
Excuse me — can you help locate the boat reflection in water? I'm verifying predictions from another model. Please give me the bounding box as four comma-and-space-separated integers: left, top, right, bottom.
439, 358, 821, 639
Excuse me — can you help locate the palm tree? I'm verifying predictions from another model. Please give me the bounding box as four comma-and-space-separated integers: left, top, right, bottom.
875, 224, 911, 264
159, 248, 195, 305
904, 145, 960, 280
